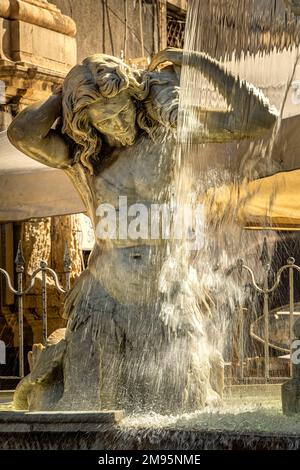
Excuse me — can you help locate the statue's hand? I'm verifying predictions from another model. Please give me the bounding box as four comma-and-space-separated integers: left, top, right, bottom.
148, 48, 183, 71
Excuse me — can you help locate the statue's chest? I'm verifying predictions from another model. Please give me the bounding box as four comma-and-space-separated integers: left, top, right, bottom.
93, 137, 174, 207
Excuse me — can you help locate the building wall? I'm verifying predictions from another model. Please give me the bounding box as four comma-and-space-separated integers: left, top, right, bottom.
53, 0, 159, 63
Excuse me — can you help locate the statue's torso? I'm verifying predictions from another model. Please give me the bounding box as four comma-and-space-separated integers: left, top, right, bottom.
69, 134, 176, 305
93, 135, 174, 229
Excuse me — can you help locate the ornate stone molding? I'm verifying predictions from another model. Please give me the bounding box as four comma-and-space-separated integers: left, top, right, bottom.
0, 0, 77, 71
0, 0, 76, 37
0, 62, 65, 110
0, 1, 77, 121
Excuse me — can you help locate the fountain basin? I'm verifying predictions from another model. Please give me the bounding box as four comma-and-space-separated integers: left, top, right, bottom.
0, 393, 300, 450
0, 418, 299, 450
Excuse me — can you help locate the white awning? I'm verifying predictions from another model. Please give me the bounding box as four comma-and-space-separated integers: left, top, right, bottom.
0, 131, 85, 221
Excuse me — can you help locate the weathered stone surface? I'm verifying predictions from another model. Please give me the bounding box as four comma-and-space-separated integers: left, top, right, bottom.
53, 0, 157, 63
0, 410, 124, 431
10, 20, 76, 72
0, 0, 77, 86
0, 62, 66, 110
0, 1, 76, 37
7, 49, 277, 413
14, 328, 66, 410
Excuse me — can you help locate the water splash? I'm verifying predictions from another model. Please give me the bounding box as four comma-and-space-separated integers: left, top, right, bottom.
159, 0, 300, 409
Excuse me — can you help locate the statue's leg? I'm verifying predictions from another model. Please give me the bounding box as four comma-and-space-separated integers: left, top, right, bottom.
119, 322, 214, 413
55, 322, 102, 410
153, 333, 212, 413
56, 321, 126, 410
14, 336, 66, 411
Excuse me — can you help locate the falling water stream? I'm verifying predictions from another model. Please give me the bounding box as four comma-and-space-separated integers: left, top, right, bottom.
121, 0, 300, 435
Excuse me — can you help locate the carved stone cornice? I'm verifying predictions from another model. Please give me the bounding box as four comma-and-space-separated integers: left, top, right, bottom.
0, 0, 77, 80
0, 62, 65, 110
0, 0, 76, 37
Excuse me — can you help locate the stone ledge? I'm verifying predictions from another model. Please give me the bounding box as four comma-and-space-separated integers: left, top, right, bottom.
0, 410, 125, 433
224, 383, 282, 399
0, 0, 76, 38
0, 390, 14, 404
0, 60, 67, 77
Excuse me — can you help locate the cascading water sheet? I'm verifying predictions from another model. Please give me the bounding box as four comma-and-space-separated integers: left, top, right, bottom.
160, 0, 300, 403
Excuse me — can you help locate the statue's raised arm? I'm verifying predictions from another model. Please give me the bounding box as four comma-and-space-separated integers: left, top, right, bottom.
149, 48, 278, 141
7, 89, 71, 169
7, 48, 277, 178
8, 53, 174, 176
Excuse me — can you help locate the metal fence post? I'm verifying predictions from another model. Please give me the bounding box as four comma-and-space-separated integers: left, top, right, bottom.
0, 239, 72, 380
15, 241, 25, 378
236, 259, 245, 380
288, 256, 295, 376
40, 261, 48, 346
260, 238, 270, 381
64, 242, 72, 292
227, 240, 300, 383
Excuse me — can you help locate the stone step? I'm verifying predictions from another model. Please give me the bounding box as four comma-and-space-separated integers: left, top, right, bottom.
0, 390, 14, 404
0, 410, 125, 432
224, 383, 282, 400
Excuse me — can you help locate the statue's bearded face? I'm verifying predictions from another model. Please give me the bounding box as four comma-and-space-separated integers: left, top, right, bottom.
87, 90, 138, 146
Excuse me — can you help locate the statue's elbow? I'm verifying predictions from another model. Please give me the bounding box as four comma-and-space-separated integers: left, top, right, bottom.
264, 108, 278, 131
244, 107, 278, 139
7, 115, 34, 154
253, 104, 278, 133
7, 118, 25, 148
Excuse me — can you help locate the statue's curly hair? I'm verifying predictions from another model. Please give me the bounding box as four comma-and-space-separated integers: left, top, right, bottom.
62, 53, 179, 173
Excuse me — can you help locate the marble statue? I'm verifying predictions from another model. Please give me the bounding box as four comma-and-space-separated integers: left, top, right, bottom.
8, 48, 277, 412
